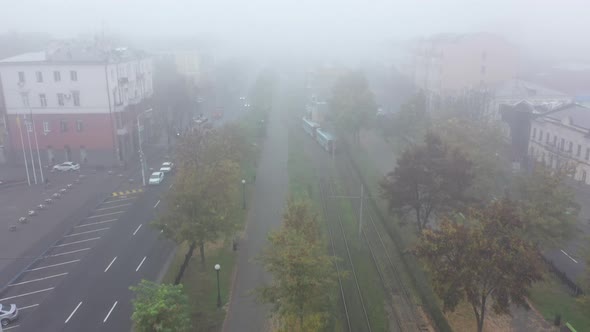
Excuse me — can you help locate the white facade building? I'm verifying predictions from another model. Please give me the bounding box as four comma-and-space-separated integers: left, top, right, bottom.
529, 104, 590, 184
0, 44, 153, 166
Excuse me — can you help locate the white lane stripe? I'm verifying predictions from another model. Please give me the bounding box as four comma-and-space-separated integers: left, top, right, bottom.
133, 224, 142, 236
44, 247, 91, 258
26, 259, 80, 272
4, 325, 20, 330
65, 227, 110, 237
104, 257, 117, 272
160, 229, 163, 233
560, 249, 579, 263
19, 303, 39, 311
0, 287, 54, 302
154, 200, 160, 208
54, 237, 100, 247
96, 203, 131, 211
103, 196, 136, 204
75, 219, 117, 228
9, 273, 68, 286
65, 301, 83, 323
136, 256, 147, 272
103, 301, 118, 323
87, 211, 125, 219
169, 184, 173, 189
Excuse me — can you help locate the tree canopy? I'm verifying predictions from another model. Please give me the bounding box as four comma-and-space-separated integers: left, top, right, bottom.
380, 133, 474, 232
414, 199, 544, 332
258, 200, 337, 331
328, 70, 377, 142
130, 280, 191, 332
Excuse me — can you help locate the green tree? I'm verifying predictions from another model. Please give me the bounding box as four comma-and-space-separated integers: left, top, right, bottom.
414, 199, 544, 332
433, 117, 511, 203
384, 91, 429, 143
153, 126, 242, 278
380, 133, 474, 232
328, 70, 377, 142
258, 200, 337, 331
130, 280, 191, 332
514, 164, 579, 248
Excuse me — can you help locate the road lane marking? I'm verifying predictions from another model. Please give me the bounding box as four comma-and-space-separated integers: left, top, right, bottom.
104, 257, 117, 272
96, 203, 131, 211
65, 301, 83, 323
103, 301, 118, 323
160, 229, 163, 233
44, 247, 91, 258
75, 219, 117, 228
19, 304, 39, 311
87, 211, 125, 219
103, 197, 136, 204
54, 237, 100, 247
0, 287, 54, 302
4, 325, 19, 330
65, 227, 110, 237
560, 249, 579, 263
133, 224, 142, 236
9, 273, 68, 286
154, 200, 160, 208
136, 256, 147, 272
26, 260, 80, 272
169, 184, 173, 189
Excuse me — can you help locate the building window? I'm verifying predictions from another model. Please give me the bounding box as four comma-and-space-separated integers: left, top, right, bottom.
76, 120, 83, 132
18, 71, 25, 83
60, 120, 68, 132
569, 141, 573, 152
582, 170, 587, 183
546, 132, 550, 143
561, 138, 565, 150
54, 71, 61, 82
577, 144, 582, 157
539, 130, 543, 141
532, 127, 537, 139
43, 121, 50, 133
70, 70, 78, 81
72, 91, 80, 106
36, 71, 43, 83
57, 93, 65, 106
586, 148, 590, 161
21, 93, 29, 107
40, 94, 47, 107
553, 135, 557, 146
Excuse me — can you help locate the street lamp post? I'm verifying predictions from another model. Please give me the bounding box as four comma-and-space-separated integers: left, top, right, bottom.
241, 179, 246, 209
214, 264, 221, 308
137, 108, 152, 186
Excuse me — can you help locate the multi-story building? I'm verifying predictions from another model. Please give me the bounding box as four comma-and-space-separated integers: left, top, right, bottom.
402, 33, 519, 100
528, 103, 590, 184
0, 43, 153, 167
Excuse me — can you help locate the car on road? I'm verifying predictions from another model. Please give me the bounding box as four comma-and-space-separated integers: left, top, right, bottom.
52, 162, 80, 172
194, 117, 208, 125
148, 171, 164, 185
159, 162, 174, 173
0, 303, 18, 326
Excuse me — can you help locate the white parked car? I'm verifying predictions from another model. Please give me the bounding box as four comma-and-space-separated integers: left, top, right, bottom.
52, 162, 80, 172
148, 172, 164, 185
0, 303, 18, 327
160, 162, 174, 173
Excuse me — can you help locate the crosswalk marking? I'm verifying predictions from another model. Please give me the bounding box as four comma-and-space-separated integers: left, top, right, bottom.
111, 188, 144, 197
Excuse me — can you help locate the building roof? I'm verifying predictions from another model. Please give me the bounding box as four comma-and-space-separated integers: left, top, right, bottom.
0, 52, 47, 63
494, 79, 570, 100
542, 103, 590, 130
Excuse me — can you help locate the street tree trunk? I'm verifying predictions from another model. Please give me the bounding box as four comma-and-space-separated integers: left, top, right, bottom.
199, 241, 206, 267
174, 241, 196, 284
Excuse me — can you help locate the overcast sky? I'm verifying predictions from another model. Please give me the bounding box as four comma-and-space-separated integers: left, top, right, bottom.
1, 0, 589, 60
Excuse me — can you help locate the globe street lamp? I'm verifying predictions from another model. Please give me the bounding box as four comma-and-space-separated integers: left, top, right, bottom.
214, 264, 222, 308
241, 179, 246, 209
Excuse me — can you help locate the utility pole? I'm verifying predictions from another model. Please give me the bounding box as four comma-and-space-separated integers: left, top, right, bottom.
28, 97, 44, 183
137, 115, 146, 186
24, 115, 37, 184
16, 114, 31, 186
358, 183, 364, 237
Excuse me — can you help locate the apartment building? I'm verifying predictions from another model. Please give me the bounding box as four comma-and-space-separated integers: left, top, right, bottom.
529, 103, 590, 184
0, 43, 153, 166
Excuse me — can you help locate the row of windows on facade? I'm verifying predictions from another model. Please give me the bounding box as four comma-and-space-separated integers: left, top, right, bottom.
531, 127, 590, 161
23, 92, 80, 107
529, 146, 588, 183
24, 119, 84, 133
18, 70, 77, 84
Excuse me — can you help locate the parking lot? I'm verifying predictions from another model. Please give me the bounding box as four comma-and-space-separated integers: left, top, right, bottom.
0, 189, 144, 330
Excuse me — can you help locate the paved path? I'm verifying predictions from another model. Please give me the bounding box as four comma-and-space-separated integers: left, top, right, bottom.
224, 84, 288, 332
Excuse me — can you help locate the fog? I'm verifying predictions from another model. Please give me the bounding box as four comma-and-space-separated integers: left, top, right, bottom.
1, 0, 590, 62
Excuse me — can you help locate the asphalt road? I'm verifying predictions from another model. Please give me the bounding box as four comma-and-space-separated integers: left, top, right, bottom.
7, 174, 174, 332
